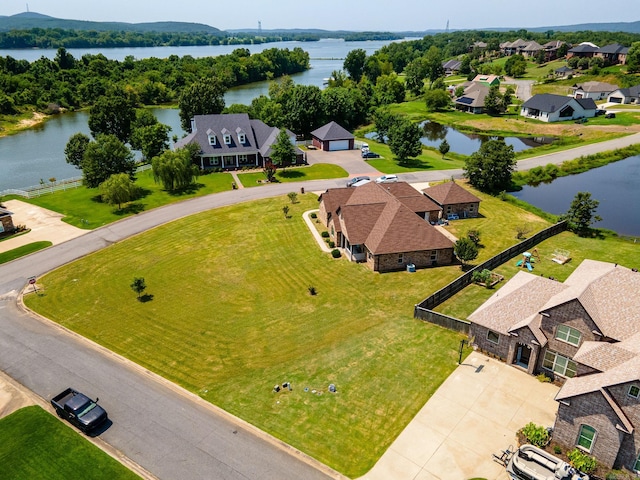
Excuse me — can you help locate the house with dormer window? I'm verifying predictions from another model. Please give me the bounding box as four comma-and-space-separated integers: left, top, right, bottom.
468, 260, 640, 472
175, 113, 305, 170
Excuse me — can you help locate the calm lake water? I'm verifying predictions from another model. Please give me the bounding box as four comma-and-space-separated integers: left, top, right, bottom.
511, 156, 640, 236
0, 39, 407, 191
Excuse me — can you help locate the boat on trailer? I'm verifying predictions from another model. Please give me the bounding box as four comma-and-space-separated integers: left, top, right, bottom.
506, 444, 589, 480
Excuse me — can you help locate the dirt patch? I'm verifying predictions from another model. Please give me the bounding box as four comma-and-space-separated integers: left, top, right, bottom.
17, 111, 46, 129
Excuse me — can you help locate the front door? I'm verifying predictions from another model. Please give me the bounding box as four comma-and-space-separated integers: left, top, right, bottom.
515, 344, 531, 368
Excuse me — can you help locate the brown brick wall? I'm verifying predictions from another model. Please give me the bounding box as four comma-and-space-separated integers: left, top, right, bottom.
370, 248, 453, 272
607, 383, 640, 469
318, 201, 330, 227
554, 393, 624, 468
443, 202, 480, 218
0, 216, 14, 232
540, 301, 600, 361
469, 324, 510, 361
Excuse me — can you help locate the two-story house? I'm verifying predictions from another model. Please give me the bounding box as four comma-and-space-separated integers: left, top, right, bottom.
469, 260, 640, 471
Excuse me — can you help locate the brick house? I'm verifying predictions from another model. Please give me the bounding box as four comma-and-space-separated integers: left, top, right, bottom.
318, 182, 453, 272
422, 181, 481, 219
468, 260, 640, 471
175, 113, 304, 170
0, 207, 15, 234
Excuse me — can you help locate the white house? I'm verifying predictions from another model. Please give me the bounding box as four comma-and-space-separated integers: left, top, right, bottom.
607, 84, 640, 104
571, 81, 619, 101
520, 94, 597, 123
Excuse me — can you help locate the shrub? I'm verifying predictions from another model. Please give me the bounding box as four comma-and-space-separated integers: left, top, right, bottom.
567, 448, 597, 474
553, 445, 562, 455
328, 241, 335, 248
331, 249, 341, 258
520, 422, 549, 447
310, 212, 317, 219
472, 269, 492, 285
321, 231, 330, 238
536, 373, 551, 383
308, 285, 317, 295
467, 229, 481, 245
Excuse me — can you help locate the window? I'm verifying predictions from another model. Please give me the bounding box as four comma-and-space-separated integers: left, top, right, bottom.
397, 253, 404, 264
629, 385, 640, 398
577, 425, 596, 451
487, 330, 500, 344
208, 134, 217, 146
543, 350, 577, 378
209, 157, 220, 166
238, 133, 246, 144
556, 325, 582, 346
224, 134, 232, 145
238, 154, 248, 164
634, 451, 640, 472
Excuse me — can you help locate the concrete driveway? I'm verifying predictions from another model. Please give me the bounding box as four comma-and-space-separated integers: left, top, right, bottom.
359, 352, 559, 480
306, 148, 382, 178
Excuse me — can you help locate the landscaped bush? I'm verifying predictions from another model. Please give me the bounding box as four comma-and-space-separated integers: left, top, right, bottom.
520, 422, 549, 447
567, 448, 597, 474
328, 241, 335, 248
331, 249, 341, 258
310, 212, 317, 219
536, 373, 551, 383
471, 269, 491, 285
321, 231, 330, 238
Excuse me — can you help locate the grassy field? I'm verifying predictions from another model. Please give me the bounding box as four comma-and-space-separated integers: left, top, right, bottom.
0, 406, 140, 480
25, 193, 468, 477
236, 163, 348, 187
0, 241, 52, 264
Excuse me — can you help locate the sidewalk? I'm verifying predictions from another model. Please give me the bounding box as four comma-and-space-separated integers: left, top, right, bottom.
359, 352, 559, 480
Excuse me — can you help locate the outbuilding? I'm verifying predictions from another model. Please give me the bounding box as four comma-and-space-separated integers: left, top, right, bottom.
310, 121, 354, 151
0, 207, 15, 234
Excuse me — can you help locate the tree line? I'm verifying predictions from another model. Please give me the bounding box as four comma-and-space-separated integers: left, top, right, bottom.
0, 46, 309, 114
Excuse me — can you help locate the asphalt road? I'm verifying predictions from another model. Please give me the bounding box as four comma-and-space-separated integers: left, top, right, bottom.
1, 134, 639, 479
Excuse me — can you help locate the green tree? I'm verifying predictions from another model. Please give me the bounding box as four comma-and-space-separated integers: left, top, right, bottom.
502, 85, 515, 112
562, 192, 602, 236
283, 84, 323, 135
626, 42, 640, 73
424, 89, 451, 112
454, 237, 478, 269
439, 139, 450, 159
64, 132, 91, 168
504, 54, 527, 77
152, 149, 199, 191
130, 277, 146, 300
373, 73, 406, 105
424, 46, 444, 87
373, 107, 400, 144
99, 173, 140, 210
343, 49, 367, 82
88, 93, 137, 143
269, 130, 297, 169
179, 77, 227, 132
81, 134, 136, 188
464, 139, 516, 193
404, 57, 428, 96
130, 123, 171, 161
389, 119, 422, 164
484, 84, 504, 115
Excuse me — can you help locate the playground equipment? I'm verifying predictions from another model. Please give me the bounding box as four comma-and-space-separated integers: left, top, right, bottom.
516, 252, 535, 271
552, 249, 571, 265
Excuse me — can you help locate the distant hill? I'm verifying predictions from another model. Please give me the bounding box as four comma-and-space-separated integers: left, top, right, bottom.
0, 11, 224, 35
529, 20, 640, 34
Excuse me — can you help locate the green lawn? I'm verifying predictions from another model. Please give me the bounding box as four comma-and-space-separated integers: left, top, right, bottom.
236, 163, 348, 187
0, 406, 140, 480
0, 241, 52, 264
25, 193, 467, 478
8, 170, 234, 228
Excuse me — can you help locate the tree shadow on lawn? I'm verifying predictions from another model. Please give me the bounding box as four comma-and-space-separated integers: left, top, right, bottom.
397, 158, 434, 170
114, 203, 145, 215
139, 293, 154, 303
278, 170, 305, 179
166, 183, 205, 196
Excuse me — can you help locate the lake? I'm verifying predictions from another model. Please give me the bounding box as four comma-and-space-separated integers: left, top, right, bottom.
0, 39, 408, 191
511, 156, 640, 237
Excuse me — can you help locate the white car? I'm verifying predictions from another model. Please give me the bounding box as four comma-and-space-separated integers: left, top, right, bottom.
375, 175, 398, 184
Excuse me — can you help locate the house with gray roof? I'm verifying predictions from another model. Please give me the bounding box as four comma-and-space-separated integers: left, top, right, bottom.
572, 81, 619, 100
318, 182, 452, 272
607, 84, 640, 105
520, 94, 597, 122
442, 59, 462, 75
175, 113, 304, 170
310, 121, 354, 151
468, 260, 640, 471
454, 81, 490, 114
595, 43, 630, 65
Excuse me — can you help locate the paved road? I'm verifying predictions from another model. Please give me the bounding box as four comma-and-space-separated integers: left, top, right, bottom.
1, 132, 639, 479
502, 78, 534, 102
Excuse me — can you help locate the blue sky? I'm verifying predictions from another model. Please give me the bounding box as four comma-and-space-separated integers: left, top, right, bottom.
2, 0, 639, 31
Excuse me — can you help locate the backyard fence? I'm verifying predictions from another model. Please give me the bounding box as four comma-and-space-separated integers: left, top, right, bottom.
414, 220, 568, 326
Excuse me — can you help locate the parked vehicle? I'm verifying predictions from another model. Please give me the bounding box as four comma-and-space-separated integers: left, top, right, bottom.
351, 179, 372, 187
375, 175, 398, 183
595, 109, 606, 116
605, 112, 616, 119
346, 176, 370, 187
51, 388, 108, 433
447, 213, 460, 220
361, 151, 381, 158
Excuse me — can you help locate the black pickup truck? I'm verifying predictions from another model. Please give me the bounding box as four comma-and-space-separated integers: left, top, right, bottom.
51, 388, 108, 433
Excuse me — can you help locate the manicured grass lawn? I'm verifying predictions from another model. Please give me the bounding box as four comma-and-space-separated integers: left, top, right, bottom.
361, 137, 465, 173
25, 193, 468, 478
0, 406, 140, 480
7, 170, 234, 228
237, 163, 348, 187
0, 241, 52, 264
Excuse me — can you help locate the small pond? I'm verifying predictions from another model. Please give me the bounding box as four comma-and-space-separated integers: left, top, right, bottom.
511, 155, 640, 237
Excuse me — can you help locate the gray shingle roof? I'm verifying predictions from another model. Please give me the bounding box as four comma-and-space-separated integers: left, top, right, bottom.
573, 81, 619, 93
522, 94, 596, 113
310, 121, 354, 141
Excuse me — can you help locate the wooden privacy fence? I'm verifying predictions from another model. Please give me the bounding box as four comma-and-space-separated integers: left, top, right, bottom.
414, 221, 568, 327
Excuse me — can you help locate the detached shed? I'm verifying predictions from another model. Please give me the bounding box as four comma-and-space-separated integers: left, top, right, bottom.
0, 207, 15, 234
310, 121, 354, 151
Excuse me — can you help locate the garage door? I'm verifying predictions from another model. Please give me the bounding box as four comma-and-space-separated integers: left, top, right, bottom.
609, 96, 623, 103
329, 140, 349, 151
